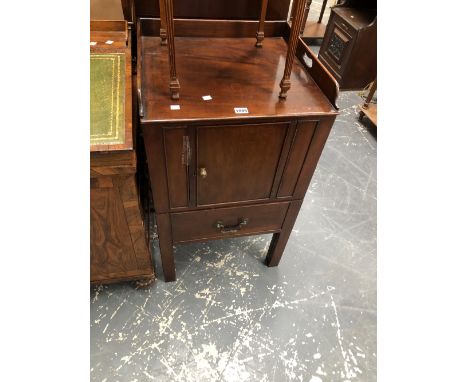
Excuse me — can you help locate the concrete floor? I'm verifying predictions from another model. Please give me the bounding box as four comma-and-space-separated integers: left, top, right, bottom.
91, 88, 377, 381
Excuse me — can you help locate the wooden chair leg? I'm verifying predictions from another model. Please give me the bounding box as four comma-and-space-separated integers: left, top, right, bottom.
156, 214, 176, 282
363, 79, 377, 109
159, 0, 167, 45
301, 0, 312, 35
279, 0, 308, 99
265, 201, 302, 266
256, 0, 269, 47
164, 0, 180, 100
318, 0, 329, 24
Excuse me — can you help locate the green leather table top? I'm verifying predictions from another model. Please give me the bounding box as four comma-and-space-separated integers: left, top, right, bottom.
90, 53, 126, 146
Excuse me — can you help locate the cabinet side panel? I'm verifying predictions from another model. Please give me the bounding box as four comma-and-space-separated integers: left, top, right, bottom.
293, 117, 335, 198
90, 187, 138, 281
143, 126, 170, 213
164, 128, 189, 208
277, 121, 317, 198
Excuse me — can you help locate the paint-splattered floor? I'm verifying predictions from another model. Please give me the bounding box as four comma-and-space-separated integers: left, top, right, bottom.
91, 90, 377, 382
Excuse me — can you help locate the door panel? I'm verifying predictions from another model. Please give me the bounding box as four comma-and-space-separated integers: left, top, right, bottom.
277, 120, 318, 197
197, 122, 288, 206
163, 127, 190, 208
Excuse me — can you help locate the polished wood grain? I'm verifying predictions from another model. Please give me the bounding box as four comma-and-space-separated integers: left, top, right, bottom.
256, 0, 270, 47
90, 175, 155, 284
158, 0, 306, 100
140, 36, 336, 122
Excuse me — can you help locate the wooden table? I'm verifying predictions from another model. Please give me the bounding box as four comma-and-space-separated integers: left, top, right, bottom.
90, 20, 155, 287
300, 0, 329, 39
138, 19, 339, 281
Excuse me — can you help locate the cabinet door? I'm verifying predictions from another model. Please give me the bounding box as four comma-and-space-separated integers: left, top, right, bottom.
320, 14, 355, 75
196, 122, 289, 206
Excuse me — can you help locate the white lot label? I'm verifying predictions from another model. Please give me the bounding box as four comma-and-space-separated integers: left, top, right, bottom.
234, 107, 249, 114
105, 40, 114, 45
90, 41, 97, 46
170, 105, 181, 110
202, 95, 212, 101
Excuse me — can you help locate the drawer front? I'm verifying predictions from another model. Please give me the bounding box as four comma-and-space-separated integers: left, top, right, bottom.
171, 202, 290, 243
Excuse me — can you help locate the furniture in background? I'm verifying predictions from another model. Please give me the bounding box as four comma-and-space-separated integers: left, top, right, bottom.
299, 0, 329, 39
137, 11, 339, 281
318, 0, 376, 90
359, 78, 377, 126
90, 20, 155, 287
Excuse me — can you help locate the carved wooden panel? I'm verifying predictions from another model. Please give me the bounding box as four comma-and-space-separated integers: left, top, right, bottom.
327, 27, 350, 65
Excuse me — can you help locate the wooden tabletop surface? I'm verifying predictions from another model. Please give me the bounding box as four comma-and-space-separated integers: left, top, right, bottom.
140, 37, 337, 124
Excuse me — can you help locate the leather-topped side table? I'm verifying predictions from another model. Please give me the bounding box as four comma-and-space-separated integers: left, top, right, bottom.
90, 20, 155, 287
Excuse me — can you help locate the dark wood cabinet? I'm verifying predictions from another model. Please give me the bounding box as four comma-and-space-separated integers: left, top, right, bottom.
138, 18, 339, 282
319, 0, 376, 90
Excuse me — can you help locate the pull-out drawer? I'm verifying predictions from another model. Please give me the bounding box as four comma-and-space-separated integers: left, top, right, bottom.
171, 202, 290, 244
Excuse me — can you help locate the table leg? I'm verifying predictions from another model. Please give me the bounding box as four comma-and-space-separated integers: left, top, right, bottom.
318, 0, 329, 23
301, 0, 312, 35
256, 0, 269, 47
159, 0, 167, 45
279, 0, 308, 99
265, 201, 302, 266
156, 213, 176, 282
164, 0, 180, 100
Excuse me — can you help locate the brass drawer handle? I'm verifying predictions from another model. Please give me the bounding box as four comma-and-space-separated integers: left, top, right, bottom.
215, 218, 249, 233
